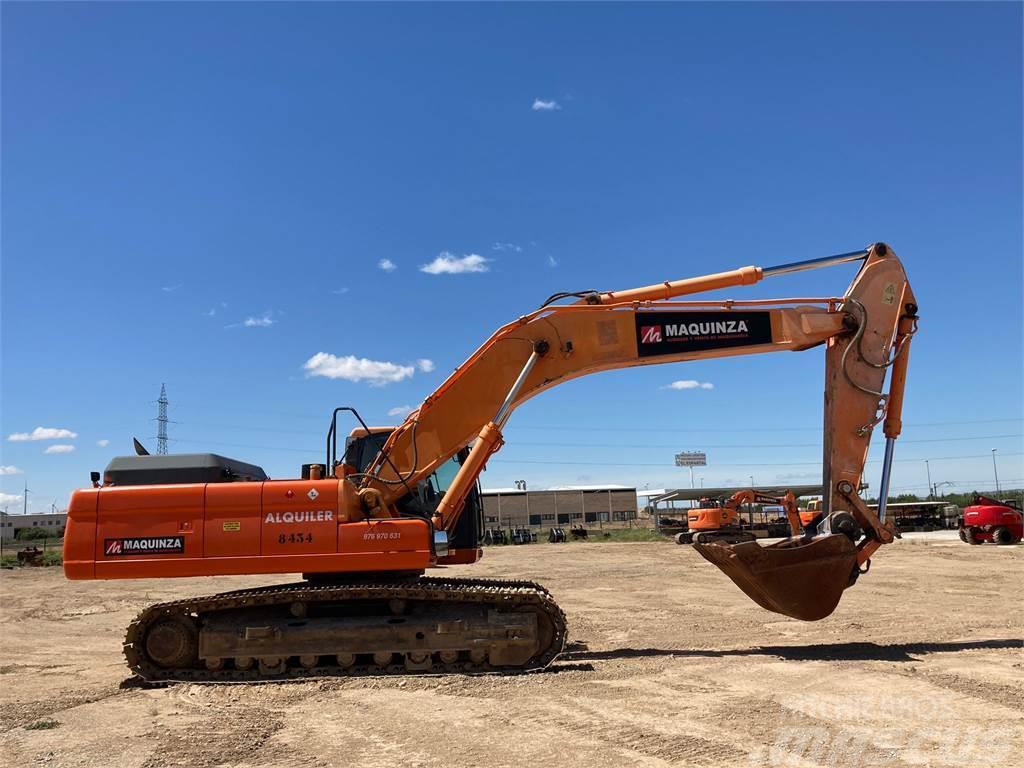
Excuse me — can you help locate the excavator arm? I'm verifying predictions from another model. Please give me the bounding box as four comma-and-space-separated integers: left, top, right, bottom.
723, 490, 803, 538
345, 242, 917, 621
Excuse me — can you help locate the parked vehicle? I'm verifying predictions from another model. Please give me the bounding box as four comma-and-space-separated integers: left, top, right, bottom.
959, 495, 1023, 545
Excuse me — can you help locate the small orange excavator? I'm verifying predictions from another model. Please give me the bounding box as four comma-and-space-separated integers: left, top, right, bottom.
64, 243, 917, 680
675, 490, 800, 545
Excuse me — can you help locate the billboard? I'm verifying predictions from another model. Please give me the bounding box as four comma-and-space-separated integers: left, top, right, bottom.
674, 451, 707, 467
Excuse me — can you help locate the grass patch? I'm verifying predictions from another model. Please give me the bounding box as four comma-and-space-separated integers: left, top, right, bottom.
42, 550, 63, 566
0, 550, 63, 567
25, 719, 60, 731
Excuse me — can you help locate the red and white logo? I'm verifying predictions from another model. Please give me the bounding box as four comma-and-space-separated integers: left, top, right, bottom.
640, 326, 663, 344
103, 536, 185, 556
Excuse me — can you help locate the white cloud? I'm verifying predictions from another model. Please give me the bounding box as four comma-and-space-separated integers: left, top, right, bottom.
303, 353, 415, 386
532, 99, 561, 112
44, 444, 76, 454
96, 439, 110, 448
206, 308, 217, 317
226, 310, 279, 329
420, 252, 489, 275
8, 427, 78, 442
492, 242, 522, 253
665, 380, 714, 391
387, 405, 413, 418
0, 465, 23, 475
0, 492, 22, 504
547, 255, 559, 268
332, 287, 350, 295
161, 283, 183, 292
243, 313, 275, 328
416, 359, 435, 373
378, 259, 397, 273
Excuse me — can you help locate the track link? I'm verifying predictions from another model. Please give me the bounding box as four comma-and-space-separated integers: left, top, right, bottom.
124, 576, 567, 682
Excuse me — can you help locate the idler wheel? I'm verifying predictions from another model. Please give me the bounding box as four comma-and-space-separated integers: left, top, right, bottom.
144, 618, 198, 669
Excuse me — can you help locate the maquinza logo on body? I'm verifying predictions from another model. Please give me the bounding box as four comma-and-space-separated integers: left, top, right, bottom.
640, 326, 663, 344
665, 320, 750, 338
104, 537, 185, 556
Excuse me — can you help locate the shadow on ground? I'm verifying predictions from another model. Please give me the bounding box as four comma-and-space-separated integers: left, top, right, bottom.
115, 639, 1020, 688
562, 638, 1022, 664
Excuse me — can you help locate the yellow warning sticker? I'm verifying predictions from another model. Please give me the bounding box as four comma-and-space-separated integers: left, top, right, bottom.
223, 521, 241, 532
882, 283, 897, 305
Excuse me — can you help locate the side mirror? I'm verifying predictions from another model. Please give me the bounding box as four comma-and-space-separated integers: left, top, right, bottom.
90, 471, 101, 488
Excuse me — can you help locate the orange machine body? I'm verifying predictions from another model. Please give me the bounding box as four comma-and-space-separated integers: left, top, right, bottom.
63, 479, 436, 580
800, 499, 824, 529
688, 498, 738, 531
688, 490, 800, 535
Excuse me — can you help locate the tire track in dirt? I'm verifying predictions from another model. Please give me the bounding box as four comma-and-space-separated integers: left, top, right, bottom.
138, 707, 286, 768
911, 668, 1024, 711
0, 684, 123, 732
514, 693, 751, 765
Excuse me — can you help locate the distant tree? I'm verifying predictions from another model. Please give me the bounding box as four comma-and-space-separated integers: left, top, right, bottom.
15, 527, 53, 541
863, 493, 922, 505
864, 489, 1023, 508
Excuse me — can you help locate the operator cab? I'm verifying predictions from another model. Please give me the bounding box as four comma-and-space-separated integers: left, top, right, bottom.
340, 423, 484, 552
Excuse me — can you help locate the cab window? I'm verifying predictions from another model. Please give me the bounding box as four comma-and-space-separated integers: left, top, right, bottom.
430, 456, 461, 496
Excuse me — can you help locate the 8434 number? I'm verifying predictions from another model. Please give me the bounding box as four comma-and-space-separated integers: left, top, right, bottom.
278, 532, 313, 545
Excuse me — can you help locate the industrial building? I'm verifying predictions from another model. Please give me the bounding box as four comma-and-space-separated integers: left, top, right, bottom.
0, 511, 67, 541
481, 485, 638, 528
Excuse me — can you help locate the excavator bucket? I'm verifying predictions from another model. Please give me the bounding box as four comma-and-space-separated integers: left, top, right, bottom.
692, 534, 860, 621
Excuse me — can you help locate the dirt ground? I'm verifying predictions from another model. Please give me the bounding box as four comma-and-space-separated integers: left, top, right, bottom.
1, 533, 1021, 768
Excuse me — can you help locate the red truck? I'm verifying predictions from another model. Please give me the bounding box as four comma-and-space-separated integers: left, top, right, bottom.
959, 495, 1023, 545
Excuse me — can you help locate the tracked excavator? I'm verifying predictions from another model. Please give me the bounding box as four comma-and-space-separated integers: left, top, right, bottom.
674, 490, 801, 545
63, 242, 917, 681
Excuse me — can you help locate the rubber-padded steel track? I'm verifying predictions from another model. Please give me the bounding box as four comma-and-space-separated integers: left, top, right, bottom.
124, 576, 567, 682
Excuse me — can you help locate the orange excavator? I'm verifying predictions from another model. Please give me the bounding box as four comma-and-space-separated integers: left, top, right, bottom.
801, 498, 826, 531
675, 490, 800, 545
63, 242, 917, 681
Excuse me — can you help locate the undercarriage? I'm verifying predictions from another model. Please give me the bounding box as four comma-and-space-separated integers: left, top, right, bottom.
675, 528, 758, 546
124, 576, 567, 682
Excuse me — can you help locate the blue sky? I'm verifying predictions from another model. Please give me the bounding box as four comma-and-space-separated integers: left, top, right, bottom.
2, 2, 1022, 511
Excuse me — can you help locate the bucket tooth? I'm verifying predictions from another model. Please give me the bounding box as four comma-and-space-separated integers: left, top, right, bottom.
693, 534, 860, 621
